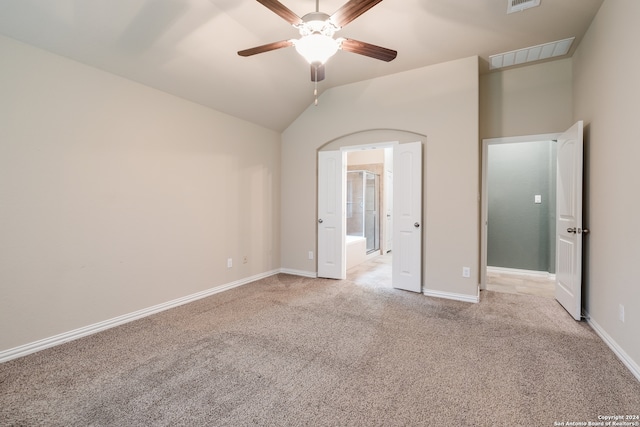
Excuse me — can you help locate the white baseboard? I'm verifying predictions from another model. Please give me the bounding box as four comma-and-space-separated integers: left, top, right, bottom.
487, 266, 556, 280
279, 268, 317, 278
423, 287, 480, 303
0, 269, 279, 364
585, 312, 640, 382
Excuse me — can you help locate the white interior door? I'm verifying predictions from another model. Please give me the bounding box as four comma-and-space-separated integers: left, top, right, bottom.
555, 121, 584, 320
392, 141, 422, 292
317, 150, 346, 279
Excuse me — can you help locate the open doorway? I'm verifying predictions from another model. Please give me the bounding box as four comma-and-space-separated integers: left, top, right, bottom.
482, 123, 586, 318
345, 147, 392, 286
481, 134, 560, 298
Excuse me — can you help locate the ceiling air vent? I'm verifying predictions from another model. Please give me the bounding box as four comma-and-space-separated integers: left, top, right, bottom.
489, 37, 575, 70
507, 0, 541, 14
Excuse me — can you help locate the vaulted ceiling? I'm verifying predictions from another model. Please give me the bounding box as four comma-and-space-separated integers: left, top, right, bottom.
0, 0, 603, 131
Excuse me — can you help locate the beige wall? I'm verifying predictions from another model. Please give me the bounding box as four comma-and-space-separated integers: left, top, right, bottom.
572, 0, 640, 372
281, 56, 480, 298
0, 36, 281, 352
347, 149, 384, 165
480, 58, 573, 139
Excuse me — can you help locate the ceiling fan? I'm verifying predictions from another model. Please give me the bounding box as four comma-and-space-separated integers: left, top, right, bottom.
238, 0, 397, 83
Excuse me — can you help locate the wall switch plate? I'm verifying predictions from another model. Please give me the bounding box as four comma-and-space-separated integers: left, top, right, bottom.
534, 194, 542, 204
227, 258, 232, 268
462, 267, 471, 278
308, 251, 314, 260
619, 304, 625, 323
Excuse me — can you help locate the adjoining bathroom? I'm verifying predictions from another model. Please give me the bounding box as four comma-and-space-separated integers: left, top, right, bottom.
346, 170, 378, 267
345, 148, 392, 273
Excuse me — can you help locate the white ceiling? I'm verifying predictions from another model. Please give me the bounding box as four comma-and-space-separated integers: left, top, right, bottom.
0, 0, 603, 131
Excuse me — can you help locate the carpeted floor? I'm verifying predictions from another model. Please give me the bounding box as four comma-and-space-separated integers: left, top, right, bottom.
1, 273, 639, 426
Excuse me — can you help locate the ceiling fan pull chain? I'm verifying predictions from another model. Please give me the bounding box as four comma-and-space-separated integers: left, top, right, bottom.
314, 72, 319, 106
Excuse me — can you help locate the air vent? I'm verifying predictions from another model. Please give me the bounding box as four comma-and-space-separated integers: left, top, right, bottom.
507, 0, 541, 14
489, 37, 575, 70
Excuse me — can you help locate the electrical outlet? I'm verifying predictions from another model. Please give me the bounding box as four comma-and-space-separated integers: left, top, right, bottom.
462, 267, 471, 278
619, 304, 625, 323
308, 251, 314, 260
227, 258, 233, 268
243, 256, 248, 264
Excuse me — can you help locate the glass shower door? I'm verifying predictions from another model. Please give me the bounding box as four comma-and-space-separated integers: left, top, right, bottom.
346, 170, 380, 255
364, 172, 380, 254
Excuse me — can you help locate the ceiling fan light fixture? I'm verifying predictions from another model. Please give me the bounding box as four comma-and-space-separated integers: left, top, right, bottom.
239, 0, 396, 79
294, 34, 339, 64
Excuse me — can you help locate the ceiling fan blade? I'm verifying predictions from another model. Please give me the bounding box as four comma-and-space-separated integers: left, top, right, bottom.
311, 64, 325, 82
256, 0, 303, 26
340, 38, 397, 62
238, 40, 294, 57
330, 0, 383, 28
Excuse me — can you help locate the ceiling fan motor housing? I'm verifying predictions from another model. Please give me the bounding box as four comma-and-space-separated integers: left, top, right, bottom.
299, 12, 339, 37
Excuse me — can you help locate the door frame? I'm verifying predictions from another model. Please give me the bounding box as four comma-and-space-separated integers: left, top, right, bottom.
480, 133, 560, 290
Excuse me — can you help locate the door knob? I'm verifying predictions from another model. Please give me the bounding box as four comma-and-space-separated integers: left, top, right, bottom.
318, 219, 323, 224
581, 228, 590, 235
414, 222, 420, 228
567, 227, 576, 233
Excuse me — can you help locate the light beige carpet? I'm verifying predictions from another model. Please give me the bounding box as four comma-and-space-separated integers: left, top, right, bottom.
1, 273, 639, 426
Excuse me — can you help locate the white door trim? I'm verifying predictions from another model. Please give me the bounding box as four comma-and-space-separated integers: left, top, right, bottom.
340, 142, 397, 152
480, 133, 560, 290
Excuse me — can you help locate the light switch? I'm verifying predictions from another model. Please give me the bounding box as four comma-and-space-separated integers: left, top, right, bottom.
534, 195, 542, 204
